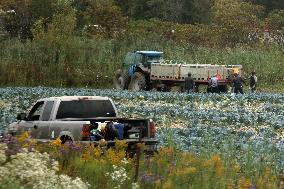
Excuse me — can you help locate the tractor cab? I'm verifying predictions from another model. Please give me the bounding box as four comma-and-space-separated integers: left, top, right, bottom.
123, 51, 163, 68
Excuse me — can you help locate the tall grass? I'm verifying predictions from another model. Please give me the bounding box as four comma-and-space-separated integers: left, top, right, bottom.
0, 37, 283, 89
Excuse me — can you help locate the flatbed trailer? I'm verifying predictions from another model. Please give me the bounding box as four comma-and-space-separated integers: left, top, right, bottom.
150, 63, 242, 92
114, 51, 242, 92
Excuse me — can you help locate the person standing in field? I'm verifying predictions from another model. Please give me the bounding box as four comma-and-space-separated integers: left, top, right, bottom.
250, 71, 257, 92
232, 73, 244, 94
184, 72, 195, 93
208, 74, 219, 93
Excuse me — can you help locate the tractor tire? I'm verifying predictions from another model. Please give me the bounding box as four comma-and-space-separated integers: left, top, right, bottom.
114, 69, 130, 90
129, 72, 147, 91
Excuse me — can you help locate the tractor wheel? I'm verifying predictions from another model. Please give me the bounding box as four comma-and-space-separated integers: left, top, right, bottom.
129, 72, 147, 91
114, 69, 130, 90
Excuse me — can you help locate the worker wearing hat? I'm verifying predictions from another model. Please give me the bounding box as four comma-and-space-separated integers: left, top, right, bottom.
208, 74, 219, 93
232, 71, 244, 94
250, 71, 257, 92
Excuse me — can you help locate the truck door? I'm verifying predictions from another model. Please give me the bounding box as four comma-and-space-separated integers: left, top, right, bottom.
20, 101, 53, 140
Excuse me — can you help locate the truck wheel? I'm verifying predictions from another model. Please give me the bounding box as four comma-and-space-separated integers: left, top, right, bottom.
114, 69, 130, 90
60, 135, 73, 144
129, 72, 147, 91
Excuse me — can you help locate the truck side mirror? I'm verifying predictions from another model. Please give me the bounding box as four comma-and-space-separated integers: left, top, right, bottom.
17, 113, 27, 120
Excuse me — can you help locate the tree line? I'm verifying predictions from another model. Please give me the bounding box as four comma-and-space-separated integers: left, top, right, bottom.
0, 0, 283, 47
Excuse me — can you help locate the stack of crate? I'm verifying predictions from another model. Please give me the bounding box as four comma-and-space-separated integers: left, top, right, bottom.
150, 63, 180, 79
150, 63, 243, 81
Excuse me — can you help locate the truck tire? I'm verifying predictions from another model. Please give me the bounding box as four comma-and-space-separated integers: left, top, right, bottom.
114, 69, 130, 90
60, 135, 73, 144
129, 72, 147, 91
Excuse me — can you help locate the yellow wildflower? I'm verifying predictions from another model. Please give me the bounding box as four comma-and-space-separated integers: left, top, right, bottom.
185, 167, 197, 174
203, 159, 213, 167
94, 147, 102, 158
264, 167, 270, 177
82, 151, 90, 161
115, 140, 128, 149
227, 182, 234, 189
86, 143, 95, 152
99, 139, 107, 146
117, 150, 126, 161
215, 163, 224, 178
233, 163, 241, 173
155, 179, 162, 187
50, 137, 62, 147
163, 180, 172, 189
18, 131, 30, 143
181, 152, 197, 164
106, 148, 120, 165
156, 159, 165, 167
212, 154, 221, 163
127, 156, 135, 165
239, 177, 251, 189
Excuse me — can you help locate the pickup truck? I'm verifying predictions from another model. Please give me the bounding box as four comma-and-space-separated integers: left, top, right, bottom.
7, 96, 158, 152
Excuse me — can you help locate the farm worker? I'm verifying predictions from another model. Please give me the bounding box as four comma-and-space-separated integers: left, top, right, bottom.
184, 72, 195, 93
232, 73, 244, 94
249, 71, 257, 92
216, 72, 222, 80
208, 74, 219, 93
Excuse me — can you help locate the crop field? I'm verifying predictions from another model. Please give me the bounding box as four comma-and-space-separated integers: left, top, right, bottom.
1, 87, 284, 163
1, 87, 284, 188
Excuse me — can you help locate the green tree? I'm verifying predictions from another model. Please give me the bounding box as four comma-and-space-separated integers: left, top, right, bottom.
161, 0, 194, 23
265, 10, 284, 30
0, 0, 54, 40
84, 0, 128, 38
211, 0, 265, 46
248, 0, 284, 12
0, 0, 32, 39
191, 0, 214, 24
32, 0, 77, 65
114, 0, 196, 24
71, 0, 92, 32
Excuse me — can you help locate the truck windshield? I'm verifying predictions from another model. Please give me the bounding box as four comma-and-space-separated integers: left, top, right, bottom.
56, 100, 116, 119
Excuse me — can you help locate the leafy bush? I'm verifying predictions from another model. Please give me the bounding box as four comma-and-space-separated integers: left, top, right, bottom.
265, 10, 284, 30
0, 136, 89, 189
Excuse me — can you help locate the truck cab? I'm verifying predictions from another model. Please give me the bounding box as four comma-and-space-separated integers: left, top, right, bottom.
123, 51, 164, 69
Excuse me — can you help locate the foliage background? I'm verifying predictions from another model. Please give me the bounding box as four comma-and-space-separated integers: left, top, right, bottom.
0, 0, 283, 89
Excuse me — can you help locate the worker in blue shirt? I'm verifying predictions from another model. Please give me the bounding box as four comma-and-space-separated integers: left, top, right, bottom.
208, 74, 219, 93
